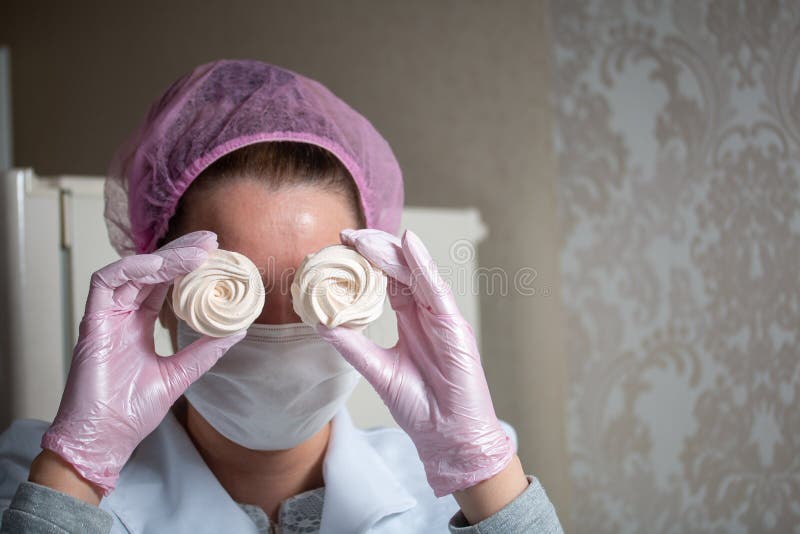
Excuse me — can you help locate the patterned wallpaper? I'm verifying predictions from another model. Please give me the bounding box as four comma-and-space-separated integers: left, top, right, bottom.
550, 1, 800, 532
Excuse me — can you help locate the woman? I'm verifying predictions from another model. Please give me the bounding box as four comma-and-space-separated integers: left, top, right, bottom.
0, 59, 562, 533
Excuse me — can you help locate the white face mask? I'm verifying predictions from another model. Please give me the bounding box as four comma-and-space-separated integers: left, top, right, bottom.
177, 319, 360, 450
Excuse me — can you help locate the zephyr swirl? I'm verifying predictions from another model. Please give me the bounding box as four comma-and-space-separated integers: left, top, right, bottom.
291, 245, 387, 330
172, 249, 265, 337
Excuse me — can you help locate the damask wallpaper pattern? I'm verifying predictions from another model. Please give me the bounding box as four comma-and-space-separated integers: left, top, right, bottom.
550, 1, 800, 532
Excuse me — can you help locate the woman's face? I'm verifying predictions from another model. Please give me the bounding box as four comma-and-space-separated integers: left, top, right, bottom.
160, 179, 360, 339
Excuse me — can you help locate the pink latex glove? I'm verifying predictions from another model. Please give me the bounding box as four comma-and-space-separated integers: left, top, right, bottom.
41, 231, 247, 495
315, 228, 514, 497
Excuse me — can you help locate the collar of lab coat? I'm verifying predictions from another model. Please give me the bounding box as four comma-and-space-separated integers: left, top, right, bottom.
321, 408, 417, 533
103, 407, 417, 534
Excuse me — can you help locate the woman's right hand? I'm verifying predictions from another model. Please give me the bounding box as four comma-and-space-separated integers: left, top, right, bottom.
39, 231, 247, 497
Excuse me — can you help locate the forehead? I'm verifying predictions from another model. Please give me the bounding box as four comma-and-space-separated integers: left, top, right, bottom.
179, 180, 357, 268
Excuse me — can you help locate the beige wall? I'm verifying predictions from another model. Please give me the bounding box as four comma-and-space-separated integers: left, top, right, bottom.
552, 1, 800, 532
0, 0, 571, 527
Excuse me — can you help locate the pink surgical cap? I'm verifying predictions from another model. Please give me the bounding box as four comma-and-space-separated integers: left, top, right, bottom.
104, 58, 404, 257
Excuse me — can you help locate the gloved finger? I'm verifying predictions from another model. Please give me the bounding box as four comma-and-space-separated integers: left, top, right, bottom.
162, 328, 247, 402
119, 267, 172, 311
386, 277, 415, 312
314, 323, 395, 397
340, 228, 392, 246
87, 254, 166, 313
137, 281, 170, 319
90, 254, 165, 292
136, 231, 218, 286
401, 230, 459, 316
155, 230, 218, 253
392, 296, 440, 372
340, 228, 412, 286
86, 232, 217, 311
112, 280, 152, 311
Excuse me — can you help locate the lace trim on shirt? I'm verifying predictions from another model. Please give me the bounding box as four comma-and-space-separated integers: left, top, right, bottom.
237, 486, 325, 534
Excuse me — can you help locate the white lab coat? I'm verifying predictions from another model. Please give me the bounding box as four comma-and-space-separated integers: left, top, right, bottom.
0, 408, 517, 533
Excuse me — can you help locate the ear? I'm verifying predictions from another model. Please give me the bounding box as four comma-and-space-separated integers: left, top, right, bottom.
159, 285, 179, 354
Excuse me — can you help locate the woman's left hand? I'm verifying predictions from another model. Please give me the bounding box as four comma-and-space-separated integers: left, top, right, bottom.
315, 228, 515, 498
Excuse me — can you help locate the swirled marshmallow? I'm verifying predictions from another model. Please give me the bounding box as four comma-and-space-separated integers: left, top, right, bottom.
291, 245, 387, 329
172, 249, 265, 337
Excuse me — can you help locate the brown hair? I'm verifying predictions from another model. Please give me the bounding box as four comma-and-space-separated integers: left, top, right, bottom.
157, 141, 366, 247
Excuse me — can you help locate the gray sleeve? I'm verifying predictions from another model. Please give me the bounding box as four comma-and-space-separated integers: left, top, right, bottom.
448, 475, 563, 534
1, 481, 113, 534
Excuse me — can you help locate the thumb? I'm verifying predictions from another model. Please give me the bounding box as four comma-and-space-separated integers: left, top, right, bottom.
162, 329, 247, 400
315, 324, 395, 397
